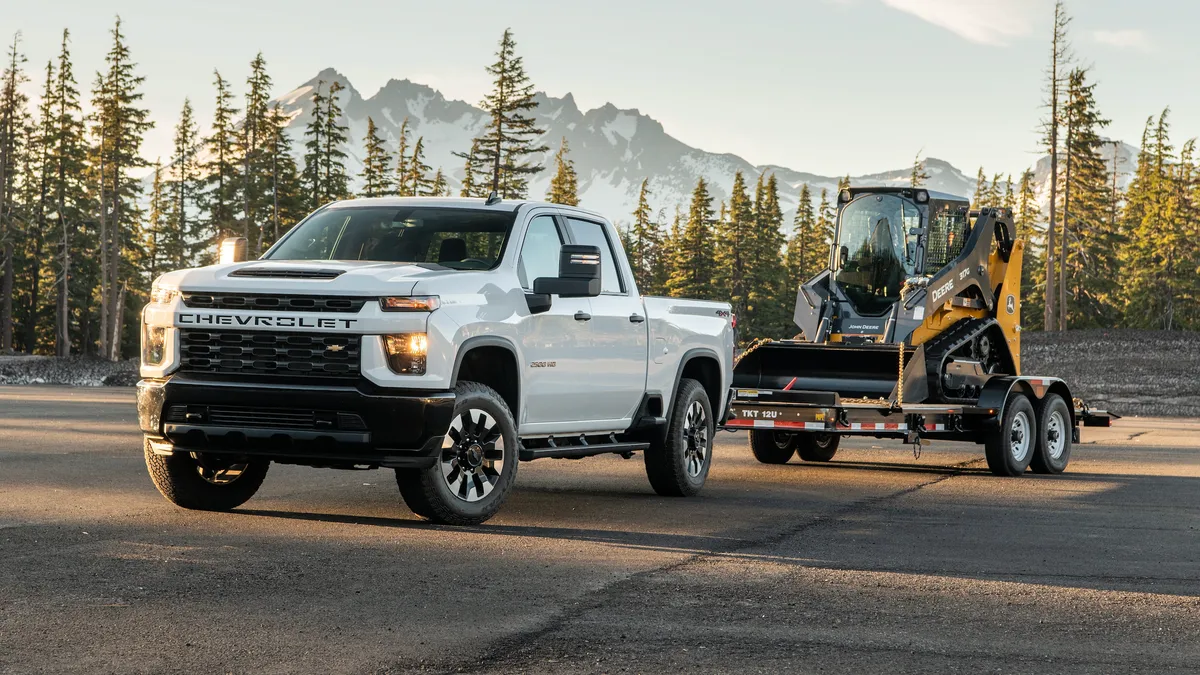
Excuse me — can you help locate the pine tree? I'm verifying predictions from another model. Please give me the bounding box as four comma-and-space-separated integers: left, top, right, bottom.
360, 116, 392, 197
202, 70, 239, 246
321, 81, 350, 201
394, 117, 411, 196
17, 59, 54, 353
89, 17, 153, 359
241, 53, 273, 252
1015, 169, 1044, 329
145, 160, 167, 280
714, 171, 752, 323
301, 80, 326, 209
430, 168, 448, 197
403, 136, 432, 196
910, 153, 929, 189
746, 173, 787, 338
164, 98, 199, 269
627, 178, 661, 294
43, 29, 88, 355
458, 138, 481, 198
546, 137, 579, 205
782, 184, 824, 337
666, 178, 716, 299
460, 29, 548, 198
0, 32, 29, 353
972, 167, 989, 207
1042, 0, 1073, 331
263, 102, 303, 246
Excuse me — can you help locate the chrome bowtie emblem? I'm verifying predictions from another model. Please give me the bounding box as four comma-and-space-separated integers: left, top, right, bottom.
327, 344, 345, 353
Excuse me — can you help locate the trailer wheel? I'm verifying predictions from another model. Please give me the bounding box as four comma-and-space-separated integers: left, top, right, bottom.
984, 393, 1035, 476
1031, 394, 1072, 474
645, 378, 712, 497
797, 433, 840, 462
749, 431, 797, 464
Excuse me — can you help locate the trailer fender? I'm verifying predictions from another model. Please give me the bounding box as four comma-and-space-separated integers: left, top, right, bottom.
978, 376, 1075, 427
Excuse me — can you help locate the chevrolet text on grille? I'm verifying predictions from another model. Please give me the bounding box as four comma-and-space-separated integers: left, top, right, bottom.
176, 314, 358, 329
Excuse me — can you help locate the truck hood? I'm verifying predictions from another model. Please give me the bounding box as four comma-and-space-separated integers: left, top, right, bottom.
156, 260, 461, 296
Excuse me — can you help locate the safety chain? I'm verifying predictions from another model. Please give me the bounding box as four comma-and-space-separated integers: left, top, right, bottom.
734, 336, 775, 367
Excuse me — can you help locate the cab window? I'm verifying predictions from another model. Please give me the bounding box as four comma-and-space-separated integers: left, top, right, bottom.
518, 215, 563, 290
565, 218, 624, 294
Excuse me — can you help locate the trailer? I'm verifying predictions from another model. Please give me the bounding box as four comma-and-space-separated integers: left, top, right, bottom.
719, 187, 1117, 475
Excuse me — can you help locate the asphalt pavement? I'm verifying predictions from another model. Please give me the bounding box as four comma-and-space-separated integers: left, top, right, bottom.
2, 386, 1198, 674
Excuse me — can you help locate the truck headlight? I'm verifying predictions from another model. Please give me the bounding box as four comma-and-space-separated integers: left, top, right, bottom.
149, 283, 179, 305
380, 296, 440, 312
383, 333, 428, 374
142, 325, 167, 366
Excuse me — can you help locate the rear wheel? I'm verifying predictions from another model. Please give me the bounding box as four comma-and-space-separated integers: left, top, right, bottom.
985, 393, 1035, 476
749, 430, 797, 464
1031, 394, 1072, 474
645, 378, 712, 497
396, 381, 518, 525
796, 433, 840, 462
143, 438, 269, 511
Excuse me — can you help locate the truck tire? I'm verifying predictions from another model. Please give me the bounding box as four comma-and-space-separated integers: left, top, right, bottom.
645, 378, 712, 497
396, 381, 519, 526
984, 392, 1035, 477
749, 430, 796, 464
143, 438, 269, 511
796, 433, 840, 462
1031, 394, 1072, 474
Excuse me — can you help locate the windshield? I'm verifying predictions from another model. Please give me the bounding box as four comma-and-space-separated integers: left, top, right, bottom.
265, 206, 514, 269
924, 203, 970, 274
833, 195, 919, 316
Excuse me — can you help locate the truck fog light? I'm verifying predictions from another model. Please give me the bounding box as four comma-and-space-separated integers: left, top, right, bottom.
142, 325, 167, 366
383, 333, 428, 375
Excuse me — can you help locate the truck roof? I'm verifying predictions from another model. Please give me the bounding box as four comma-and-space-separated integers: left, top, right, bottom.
324, 196, 610, 221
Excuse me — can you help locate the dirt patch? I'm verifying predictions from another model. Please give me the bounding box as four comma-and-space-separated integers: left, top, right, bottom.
0, 355, 138, 387
1022, 329, 1200, 418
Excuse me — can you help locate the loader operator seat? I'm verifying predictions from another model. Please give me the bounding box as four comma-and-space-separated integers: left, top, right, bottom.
868, 217, 903, 299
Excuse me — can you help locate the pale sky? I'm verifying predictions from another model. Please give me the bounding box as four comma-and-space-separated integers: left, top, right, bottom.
6, 0, 1191, 177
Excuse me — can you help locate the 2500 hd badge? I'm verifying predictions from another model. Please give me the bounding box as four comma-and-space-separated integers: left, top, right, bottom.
176, 313, 359, 329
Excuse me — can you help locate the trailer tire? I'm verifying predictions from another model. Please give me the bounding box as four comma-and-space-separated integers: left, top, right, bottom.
395, 381, 518, 526
645, 378, 712, 497
144, 438, 269, 511
984, 393, 1035, 476
1031, 394, 1072, 474
749, 431, 797, 464
796, 433, 840, 462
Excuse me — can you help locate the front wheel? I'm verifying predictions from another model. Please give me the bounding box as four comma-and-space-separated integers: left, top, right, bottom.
749, 430, 797, 464
143, 438, 269, 511
796, 433, 840, 462
1030, 394, 1072, 474
984, 393, 1036, 476
396, 381, 519, 525
645, 378, 713, 497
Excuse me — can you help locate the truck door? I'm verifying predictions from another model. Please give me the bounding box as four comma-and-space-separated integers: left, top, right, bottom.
516, 214, 597, 429
563, 216, 649, 424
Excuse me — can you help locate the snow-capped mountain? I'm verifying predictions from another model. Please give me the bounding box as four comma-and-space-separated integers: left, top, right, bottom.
274, 68, 1139, 230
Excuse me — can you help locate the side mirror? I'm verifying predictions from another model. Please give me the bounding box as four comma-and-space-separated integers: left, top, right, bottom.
532, 244, 602, 298
219, 237, 249, 264
525, 293, 552, 315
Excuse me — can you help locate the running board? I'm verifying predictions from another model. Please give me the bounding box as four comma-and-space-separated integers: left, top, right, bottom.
519, 441, 649, 461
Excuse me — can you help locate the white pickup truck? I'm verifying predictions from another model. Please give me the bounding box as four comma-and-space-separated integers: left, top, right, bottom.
137, 197, 735, 524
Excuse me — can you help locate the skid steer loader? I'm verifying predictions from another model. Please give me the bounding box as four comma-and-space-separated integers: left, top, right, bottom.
725, 187, 1115, 476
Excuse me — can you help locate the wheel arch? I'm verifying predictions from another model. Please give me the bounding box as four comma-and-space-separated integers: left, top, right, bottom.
671, 348, 724, 423
451, 337, 522, 424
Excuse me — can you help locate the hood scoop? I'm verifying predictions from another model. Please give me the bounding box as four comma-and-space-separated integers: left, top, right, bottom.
230, 266, 344, 280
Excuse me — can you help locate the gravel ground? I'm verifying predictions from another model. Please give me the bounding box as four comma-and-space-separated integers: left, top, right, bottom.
0, 355, 138, 387
1023, 329, 1200, 418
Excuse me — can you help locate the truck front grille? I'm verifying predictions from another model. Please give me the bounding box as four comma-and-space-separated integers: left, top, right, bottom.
164, 405, 368, 431
179, 330, 361, 380
181, 293, 368, 313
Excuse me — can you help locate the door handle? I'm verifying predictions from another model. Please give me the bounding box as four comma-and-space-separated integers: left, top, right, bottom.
574, 311, 592, 322
629, 314, 645, 323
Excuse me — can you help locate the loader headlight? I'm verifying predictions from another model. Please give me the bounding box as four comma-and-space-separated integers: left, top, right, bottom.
141, 325, 167, 366
383, 333, 428, 375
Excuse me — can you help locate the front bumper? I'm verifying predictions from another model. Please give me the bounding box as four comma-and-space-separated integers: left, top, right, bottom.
137, 376, 455, 469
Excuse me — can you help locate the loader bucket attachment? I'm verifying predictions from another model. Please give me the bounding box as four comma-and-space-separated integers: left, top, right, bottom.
733, 342, 917, 401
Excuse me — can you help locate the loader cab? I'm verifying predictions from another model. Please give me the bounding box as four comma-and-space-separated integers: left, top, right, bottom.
814, 187, 970, 343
